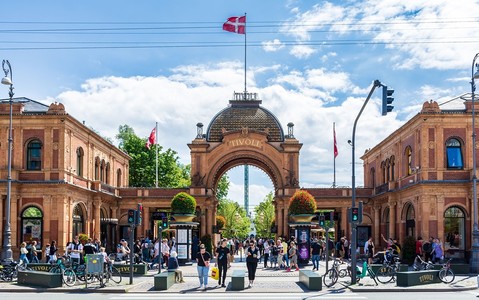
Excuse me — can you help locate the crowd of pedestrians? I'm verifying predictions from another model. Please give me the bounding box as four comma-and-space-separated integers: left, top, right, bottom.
415, 236, 444, 263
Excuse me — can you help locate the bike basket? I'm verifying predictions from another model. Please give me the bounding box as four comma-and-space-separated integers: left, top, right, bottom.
60, 256, 72, 268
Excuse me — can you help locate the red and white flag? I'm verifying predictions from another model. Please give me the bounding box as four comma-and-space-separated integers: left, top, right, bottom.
333, 127, 338, 158
146, 127, 156, 149
223, 16, 246, 34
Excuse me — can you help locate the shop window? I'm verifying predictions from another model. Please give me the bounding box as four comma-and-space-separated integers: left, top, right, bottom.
444, 206, 465, 250
446, 138, 463, 169
72, 204, 84, 238
27, 140, 42, 170
21, 206, 43, 248
76, 147, 84, 177
117, 169, 122, 187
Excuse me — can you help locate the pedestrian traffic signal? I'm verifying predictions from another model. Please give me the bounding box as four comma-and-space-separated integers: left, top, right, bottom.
161, 216, 169, 229
136, 203, 143, 226
319, 214, 325, 227
382, 85, 394, 115
351, 207, 359, 222
127, 209, 135, 224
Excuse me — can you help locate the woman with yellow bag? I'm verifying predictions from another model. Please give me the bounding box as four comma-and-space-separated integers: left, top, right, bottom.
215, 238, 230, 288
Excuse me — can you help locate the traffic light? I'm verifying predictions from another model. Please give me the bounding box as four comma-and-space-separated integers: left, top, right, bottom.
127, 209, 135, 224
161, 216, 169, 229
382, 85, 394, 115
327, 211, 334, 222
319, 214, 325, 227
136, 203, 143, 226
351, 207, 359, 222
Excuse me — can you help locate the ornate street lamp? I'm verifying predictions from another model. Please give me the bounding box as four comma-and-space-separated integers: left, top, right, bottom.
470, 53, 479, 273
1, 59, 14, 261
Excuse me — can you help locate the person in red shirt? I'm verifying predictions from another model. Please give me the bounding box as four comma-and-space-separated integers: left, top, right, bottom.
415, 236, 423, 258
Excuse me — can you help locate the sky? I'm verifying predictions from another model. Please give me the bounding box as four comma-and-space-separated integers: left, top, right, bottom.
2, 0, 479, 210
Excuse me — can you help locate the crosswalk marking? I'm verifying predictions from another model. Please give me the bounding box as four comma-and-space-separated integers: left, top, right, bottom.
109, 292, 367, 300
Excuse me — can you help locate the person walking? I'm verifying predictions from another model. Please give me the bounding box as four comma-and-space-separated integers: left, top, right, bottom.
161, 239, 170, 269
311, 238, 321, 271
67, 236, 83, 265
432, 238, 444, 264
263, 239, 270, 269
366, 237, 374, 265
246, 240, 259, 288
30, 241, 40, 263
215, 238, 230, 287
196, 244, 211, 291
19, 242, 29, 265
287, 241, 299, 272
48, 240, 58, 263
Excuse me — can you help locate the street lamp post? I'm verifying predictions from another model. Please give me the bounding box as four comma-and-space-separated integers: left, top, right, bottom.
1, 59, 14, 261
470, 53, 479, 273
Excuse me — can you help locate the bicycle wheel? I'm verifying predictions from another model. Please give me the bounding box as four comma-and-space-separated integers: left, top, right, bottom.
62, 268, 77, 286
109, 266, 122, 284
438, 268, 455, 283
338, 269, 348, 278
323, 268, 338, 288
376, 265, 394, 283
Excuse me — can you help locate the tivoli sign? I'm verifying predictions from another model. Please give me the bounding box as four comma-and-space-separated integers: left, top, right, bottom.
227, 138, 262, 148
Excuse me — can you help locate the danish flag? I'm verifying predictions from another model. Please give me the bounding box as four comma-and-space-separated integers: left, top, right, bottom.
223, 16, 246, 34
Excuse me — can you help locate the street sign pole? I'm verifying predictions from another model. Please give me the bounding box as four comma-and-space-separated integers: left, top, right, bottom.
129, 224, 135, 284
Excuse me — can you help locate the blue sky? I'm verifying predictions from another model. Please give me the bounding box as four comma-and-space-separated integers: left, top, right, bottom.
2, 0, 479, 209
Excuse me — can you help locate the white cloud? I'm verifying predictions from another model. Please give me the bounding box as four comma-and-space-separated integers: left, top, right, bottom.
290, 45, 316, 59
262, 39, 285, 52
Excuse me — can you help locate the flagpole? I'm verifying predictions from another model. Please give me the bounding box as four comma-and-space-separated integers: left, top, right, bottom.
155, 121, 159, 188
333, 122, 336, 188
244, 12, 247, 96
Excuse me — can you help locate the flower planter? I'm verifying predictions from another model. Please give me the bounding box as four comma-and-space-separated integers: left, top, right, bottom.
172, 214, 196, 222
290, 214, 315, 223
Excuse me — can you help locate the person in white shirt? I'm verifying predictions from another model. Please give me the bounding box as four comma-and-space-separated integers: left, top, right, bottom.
67, 236, 84, 265
161, 239, 170, 269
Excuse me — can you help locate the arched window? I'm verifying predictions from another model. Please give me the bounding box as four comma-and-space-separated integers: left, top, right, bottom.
385, 158, 390, 182
76, 147, 84, 177
444, 206, 465, 251
370, 167, 376, 188
381, 161, 386, 184
21, 206, 43, 248
390, 156, 395, 181
405, 203, 415, 237
72, 204, 84, 238
405, 146, 412, 175
94, 157, 100, 180
383, 207, 390, 240
117, 169, 122, 187
105, 162, 110, 185
27, 139, 42, 170
100, 159, 106, 182
446, 138, 463, 169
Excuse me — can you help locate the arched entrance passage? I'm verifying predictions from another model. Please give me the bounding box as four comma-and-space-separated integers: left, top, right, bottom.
188, 93, 302, 238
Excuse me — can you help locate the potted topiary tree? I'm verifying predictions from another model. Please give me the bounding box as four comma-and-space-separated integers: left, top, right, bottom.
288, 190, 317, 223
171, 192, 197, 222
216, 215, 226, 232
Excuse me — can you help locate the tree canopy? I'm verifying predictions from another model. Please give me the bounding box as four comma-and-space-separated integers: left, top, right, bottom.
217, 198, 250, 238
116, 124, 190, 187
253, 192, 275, 239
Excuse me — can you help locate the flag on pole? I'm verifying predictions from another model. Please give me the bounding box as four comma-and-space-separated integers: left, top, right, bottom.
146, 127, 156, 149
223, 16, 246, 34
334, 127, 338, 158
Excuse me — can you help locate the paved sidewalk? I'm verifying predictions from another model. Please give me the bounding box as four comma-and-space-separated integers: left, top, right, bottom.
0, 255, 477, 294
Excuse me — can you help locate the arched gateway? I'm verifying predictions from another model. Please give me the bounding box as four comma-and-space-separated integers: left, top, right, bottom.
188, 92, 302, 237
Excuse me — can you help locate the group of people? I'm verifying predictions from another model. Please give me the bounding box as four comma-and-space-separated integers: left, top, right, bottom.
416, 236, 444, 263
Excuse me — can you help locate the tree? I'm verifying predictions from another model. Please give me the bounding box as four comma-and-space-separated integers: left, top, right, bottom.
217, 199, 250, 238
254, 192, 275, 239
116, 124, 190, 187
215, 175, 230, 201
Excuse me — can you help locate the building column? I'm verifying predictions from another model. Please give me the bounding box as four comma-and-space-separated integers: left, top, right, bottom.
143, 206, 150, 238
421, 196, 430, 239
276, 204, 283, 238
93, 197, 101, 240
389, 201, 396, 239
374, 206, 380, 246
283, 205, 289, 237
200, 209, 206, 237
341, 206, 348, 239
42, 195, 52, 244
437, 195, 445, 242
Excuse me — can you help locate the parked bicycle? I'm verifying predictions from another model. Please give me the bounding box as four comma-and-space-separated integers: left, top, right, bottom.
438, 258, 455, 283
347, 260, 378, 285
374, 253, 402, 283
323, 257, 348, 287
49, 255, 77, 286
413, 255, 434, 271
0, 259, 31, 281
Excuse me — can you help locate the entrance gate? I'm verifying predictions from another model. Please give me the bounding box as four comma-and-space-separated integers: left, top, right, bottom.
188, 92, 302, 237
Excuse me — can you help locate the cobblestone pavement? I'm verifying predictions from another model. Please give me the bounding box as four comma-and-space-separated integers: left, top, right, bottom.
0, 255, 477, 294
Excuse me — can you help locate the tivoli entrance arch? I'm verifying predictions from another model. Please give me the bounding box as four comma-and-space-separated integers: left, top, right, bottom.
188, 92, 302, 237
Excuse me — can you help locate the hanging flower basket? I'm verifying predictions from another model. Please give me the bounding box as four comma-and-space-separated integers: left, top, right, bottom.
288, 190, 317, 223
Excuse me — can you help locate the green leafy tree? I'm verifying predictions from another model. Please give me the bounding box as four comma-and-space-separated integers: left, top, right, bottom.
215, 175, 230, 201
116, 124, 190, 187
254, 192, 275, 239
217, 199, 250, 238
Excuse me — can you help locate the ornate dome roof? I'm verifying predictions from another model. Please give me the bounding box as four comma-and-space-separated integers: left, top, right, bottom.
206, 93, 285, 142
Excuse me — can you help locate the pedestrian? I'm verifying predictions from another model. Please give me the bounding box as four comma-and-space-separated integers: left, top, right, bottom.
311, 238, 321, 271
44, 244, 50, 263
83, 238, 97, 255
263, 239, 270, 269
342, 237, 350, 260
366, 237, 374, 265
30, 241, 40, 263
246, 240, 259, 288
281, 238, 289, 268
196, 243, 211, 291
161, 239, 170, 268
276, 239, 283, 270
142, 238, 151, 262
67, 236, 84, 265
432, 238, 444, 264
19, 242, 29, 265
48, 240, 58, 264
416, 236, 423, 258
150, 238, 161, 269
287, 241, 299, 272
215, 238, 230, 287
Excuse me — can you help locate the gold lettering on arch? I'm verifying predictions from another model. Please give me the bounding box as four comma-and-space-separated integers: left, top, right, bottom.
227, 138, 262, 148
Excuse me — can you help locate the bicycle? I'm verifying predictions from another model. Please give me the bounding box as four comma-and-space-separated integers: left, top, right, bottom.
102, 260, 122, 285
1, 259, 31, 281
49, 255, 77, 286
347, 260, 378, 285
438, 258, 455, 283
413, 255, 434, 271
323, 257, 348, 288
375, 253, 402, 283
